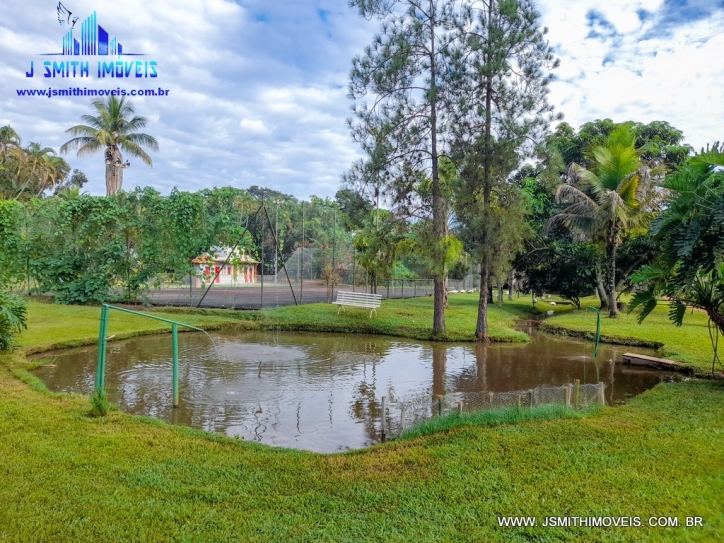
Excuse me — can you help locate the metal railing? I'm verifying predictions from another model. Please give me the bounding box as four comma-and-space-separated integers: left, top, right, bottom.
95, 304, 204, 407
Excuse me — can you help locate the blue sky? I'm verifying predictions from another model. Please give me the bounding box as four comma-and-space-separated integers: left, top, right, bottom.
1, 0, 722, 199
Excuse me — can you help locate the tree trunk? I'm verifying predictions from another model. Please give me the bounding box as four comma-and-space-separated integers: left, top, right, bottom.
595, 265, 609, 310
709, 310, 724, 339
608, 227, 619, 318
430, 1, 446, 336
497, 279, 503, 306
476, 0, 494, 342
476, 261, 490, 340
105, 146, 124, 196
508, 271, 514, 301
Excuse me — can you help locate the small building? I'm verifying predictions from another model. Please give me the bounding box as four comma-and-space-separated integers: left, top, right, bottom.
192, 247, 259, 287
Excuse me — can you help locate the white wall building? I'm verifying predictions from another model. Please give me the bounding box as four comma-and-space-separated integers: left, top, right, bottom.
192, 246, 259, 287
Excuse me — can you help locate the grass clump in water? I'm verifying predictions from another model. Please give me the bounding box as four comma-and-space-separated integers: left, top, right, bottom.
400, 404, 585, 440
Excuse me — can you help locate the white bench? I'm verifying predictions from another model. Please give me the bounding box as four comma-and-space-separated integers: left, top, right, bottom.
332, 291, 382, 318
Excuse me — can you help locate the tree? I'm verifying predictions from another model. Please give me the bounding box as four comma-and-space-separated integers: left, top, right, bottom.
347, 0, 456, 336
0, 126, 21, 161
517, 241, 599, 308
550, 118, 691, 172
354, 209, 407, 292
630, 145, 724, 373
335, 188, 373, 231
60, 96, 158, 196
0, 291, 27, 352
450, 0, 559, 340
549, 125, 663, 317
53, 169, 88, 197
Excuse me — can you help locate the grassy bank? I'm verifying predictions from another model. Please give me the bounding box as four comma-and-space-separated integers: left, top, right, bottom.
254, 293, 544, 341
541, 298, 720, 375
17, 301, 255, 354
399, 404, 586, 440
3, 296, 722, 541
18, 293, 560, 352
1, 350, 722, 541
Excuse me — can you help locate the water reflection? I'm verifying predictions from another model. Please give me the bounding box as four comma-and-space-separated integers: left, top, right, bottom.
33, 330, 680, 453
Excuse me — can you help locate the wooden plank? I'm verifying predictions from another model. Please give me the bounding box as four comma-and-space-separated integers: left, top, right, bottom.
622, 353, 687, 371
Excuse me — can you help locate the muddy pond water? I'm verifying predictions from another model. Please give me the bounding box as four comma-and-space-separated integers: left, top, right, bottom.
33, 326, 680, 453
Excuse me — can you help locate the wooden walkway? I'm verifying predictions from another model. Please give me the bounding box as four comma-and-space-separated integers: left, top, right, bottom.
622, 353, 688, 372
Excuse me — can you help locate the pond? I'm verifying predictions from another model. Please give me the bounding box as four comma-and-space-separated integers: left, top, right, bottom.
33, 327, 681, 453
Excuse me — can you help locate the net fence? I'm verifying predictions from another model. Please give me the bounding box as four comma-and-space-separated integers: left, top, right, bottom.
379, 382, 606, 439
141, 201, 480, 309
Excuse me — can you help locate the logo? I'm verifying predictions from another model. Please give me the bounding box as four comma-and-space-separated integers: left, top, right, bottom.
25, 3, 158, 79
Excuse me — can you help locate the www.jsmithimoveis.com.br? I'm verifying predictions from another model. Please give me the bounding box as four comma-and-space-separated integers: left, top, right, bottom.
497, 516, 705, 528
16, 87, 170, 98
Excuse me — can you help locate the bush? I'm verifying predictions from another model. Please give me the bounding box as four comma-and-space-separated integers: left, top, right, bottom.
0, 291, 27, 351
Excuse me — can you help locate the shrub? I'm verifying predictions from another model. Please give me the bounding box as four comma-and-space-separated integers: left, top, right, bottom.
0, 291, 27, 351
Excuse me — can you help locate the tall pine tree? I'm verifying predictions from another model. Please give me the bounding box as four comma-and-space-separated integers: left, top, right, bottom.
451, 0, 559, 340
347, 0, 457, 336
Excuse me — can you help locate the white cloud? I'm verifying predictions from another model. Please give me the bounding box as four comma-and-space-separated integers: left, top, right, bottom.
1, 0, 722, 200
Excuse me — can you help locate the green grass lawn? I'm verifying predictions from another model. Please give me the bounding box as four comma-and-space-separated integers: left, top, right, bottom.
254, 293, 545, 342
17, 301, 254, 353
1, 352, 722, 542
19, 293, 564, 352
541, 297, 721, 375
2, 296, 722, 541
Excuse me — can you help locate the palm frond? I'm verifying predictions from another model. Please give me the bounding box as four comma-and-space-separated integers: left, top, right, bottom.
122, 133, 159, 153
119, 141, 153, 166
629, 289, 659, 324
668, 300, 687, 327
691, 143, 724, 168
555, 183, 594, 205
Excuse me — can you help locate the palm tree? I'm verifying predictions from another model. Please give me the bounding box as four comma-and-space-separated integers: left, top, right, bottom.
0, 126, 21, 161
60, 96, 158, 196
548, 125, 662, 317
630, 145, 724, 373
14, 142, 63, 200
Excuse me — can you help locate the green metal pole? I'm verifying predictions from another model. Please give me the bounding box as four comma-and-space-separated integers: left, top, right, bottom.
95, 304, 109, 392
172, 324, 179, 407
103, 305, 205, 331
587, 306, 601, 358
95, 306, 104, 391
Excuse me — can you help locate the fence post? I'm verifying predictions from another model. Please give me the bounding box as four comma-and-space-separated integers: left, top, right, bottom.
528, 390, 533, 410
95, 304, 109, 392
400, 405, 407, 432
260, 199, 265, 309
172, 324, 179, 407
565, 384, 572, 408
380, 396, 386, 439
300, 202, 305, 304
598, 382, 606, 405
457, 401, 464, 415
488, 392, 494, 409
574, 379, 580, 409
517, 394, 522, 408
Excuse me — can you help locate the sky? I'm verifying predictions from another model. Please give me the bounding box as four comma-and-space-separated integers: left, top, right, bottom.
1, 0, 722, 200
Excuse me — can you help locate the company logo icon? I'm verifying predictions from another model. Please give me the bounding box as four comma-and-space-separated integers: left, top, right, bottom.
57, 2, 79, 29
23, 4, 156, 79
48, 2, 141, 56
